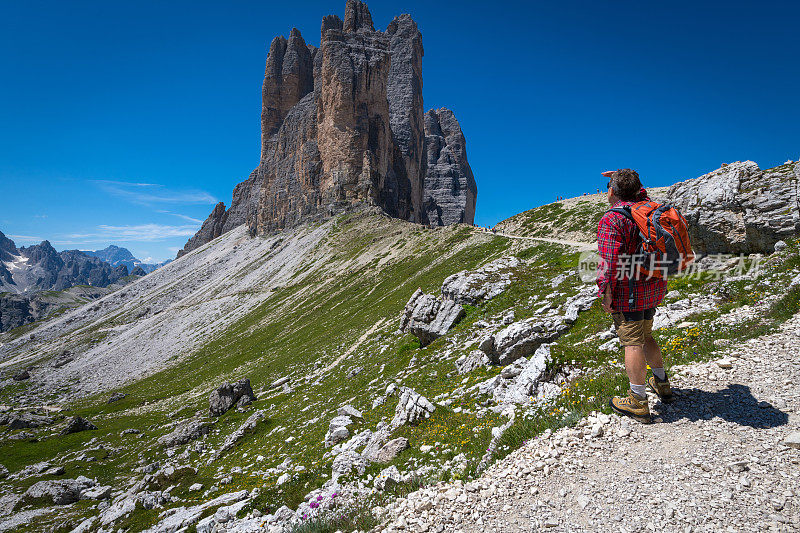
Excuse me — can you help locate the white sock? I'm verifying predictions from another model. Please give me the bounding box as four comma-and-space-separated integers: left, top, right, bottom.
630, 383, 647, 398
652, 367, 666, 381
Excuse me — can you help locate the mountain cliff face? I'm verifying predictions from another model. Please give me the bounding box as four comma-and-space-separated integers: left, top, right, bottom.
177, 0, 477, 258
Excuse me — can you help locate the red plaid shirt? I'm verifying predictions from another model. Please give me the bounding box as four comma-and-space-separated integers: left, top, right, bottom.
596, 188, 667, 312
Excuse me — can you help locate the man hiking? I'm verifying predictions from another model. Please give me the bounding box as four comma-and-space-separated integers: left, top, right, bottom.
597, 169, 672, 423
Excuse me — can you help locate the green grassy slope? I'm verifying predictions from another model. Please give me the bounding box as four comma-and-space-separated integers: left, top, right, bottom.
2, 207, 799, 532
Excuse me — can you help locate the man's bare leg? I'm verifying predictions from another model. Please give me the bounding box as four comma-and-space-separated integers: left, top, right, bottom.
643, 337, 664, 370
624, 345, 648, 397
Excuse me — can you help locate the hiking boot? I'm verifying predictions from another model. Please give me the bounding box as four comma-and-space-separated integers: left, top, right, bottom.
610, 390, 651, 424
648, 374, 673, 402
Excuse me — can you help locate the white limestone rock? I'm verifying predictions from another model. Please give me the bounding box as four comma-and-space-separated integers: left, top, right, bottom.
400, 289, 465, 346
390, 387, 435, 429
440, 256, 521, 305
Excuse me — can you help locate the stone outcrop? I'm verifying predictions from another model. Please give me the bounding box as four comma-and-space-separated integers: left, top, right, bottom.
665, 160, 800, 254
324, 415, 354, 447
399, 289, 465, 346
60, 416, 97, 435
176, 202, 228, 258
390, 387, 435, 429
20, 477, 96, 506
210, 410, 265, 462
157, 418, 212, 448
179, 1, 477, 257
372, 437, 410, 463
479, 316, 569, 366
423, 108, 478, 226
441, 257, 521, 305
208, 379, 256, 416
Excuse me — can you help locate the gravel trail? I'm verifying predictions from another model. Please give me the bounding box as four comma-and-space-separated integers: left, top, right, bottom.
380, 315, 800, 532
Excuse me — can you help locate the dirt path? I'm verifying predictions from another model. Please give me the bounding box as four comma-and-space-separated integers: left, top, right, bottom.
472, 227, 595, 251
380, 315, 800, 532
318, 318, 387, 376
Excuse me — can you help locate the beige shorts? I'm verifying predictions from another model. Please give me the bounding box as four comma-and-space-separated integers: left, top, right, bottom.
612, 308, 656, 347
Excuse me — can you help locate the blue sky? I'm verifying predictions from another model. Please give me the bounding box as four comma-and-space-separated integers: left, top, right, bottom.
1, 0, 798, 262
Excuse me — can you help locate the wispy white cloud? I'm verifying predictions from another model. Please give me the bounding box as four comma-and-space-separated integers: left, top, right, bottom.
8, 234, 44, 244
91, 180, 217, 205
155, 209, 204, 224
33, 214, 47, 219
52, 224, 199, 245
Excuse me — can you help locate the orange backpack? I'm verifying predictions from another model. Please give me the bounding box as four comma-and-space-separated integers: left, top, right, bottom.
609, 201, 694, 281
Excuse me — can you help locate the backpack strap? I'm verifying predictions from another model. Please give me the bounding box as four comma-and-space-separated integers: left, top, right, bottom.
607, 206, 634, 220
606, 206, 637, 307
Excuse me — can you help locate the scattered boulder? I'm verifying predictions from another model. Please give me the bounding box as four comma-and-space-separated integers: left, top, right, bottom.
61, 416, 98, 435
480, 316, 568, 366
11, 461, 55, 479
390, 387, 435, 429
158, 418, 213, 448
400, 289, 465, 346
774, 240, 788, 253
209, 379, 257, 416
269, 376, 290, 389
491, 344, 553, 404
12, 370, 30, 381
21, 477, 95, 506
665, 160, 800, 254
374, 465, 402, 491
52, 351, 74, 369
337, 405, 363, 419
331, 450, 367, 480
210, 410, 266, 462
563, 287, 596, 323
324, 415, 353, 447
107, 392, 127, 404
43, 466, 65, 476
455, 350, 490, 374
784, 432, 800, 449
440, 257, 521, 305
82, 485, 113, 500
137, 490, 171, 510
330, 429, 373, 457
361, 428, 391, 461
154, 465, 196, 486
373, 437, 409, 463
7, 412, 52, 430
0, 464, 7, 479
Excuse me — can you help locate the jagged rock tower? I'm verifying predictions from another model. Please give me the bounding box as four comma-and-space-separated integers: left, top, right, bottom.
178, 1, 477, 257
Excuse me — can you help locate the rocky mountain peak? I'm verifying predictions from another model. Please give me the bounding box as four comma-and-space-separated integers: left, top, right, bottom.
179, 1, 477, 257
423, 108, 478, 226
343, 0, 375, 33
321, 15, 344, 38
0, 230, 19, 262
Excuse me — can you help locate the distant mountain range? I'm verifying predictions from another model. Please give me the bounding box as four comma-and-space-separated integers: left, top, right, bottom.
0, 232, 168, 295
82, 245, 170, 275
0, 233, 171, 332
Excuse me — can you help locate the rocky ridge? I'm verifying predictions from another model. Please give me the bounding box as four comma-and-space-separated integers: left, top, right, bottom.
178, 0, 477, 257
665, 160, 800, 254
